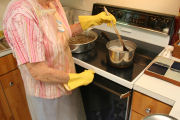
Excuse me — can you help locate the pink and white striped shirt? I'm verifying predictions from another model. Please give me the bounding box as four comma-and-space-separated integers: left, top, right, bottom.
3, 0, 75, 99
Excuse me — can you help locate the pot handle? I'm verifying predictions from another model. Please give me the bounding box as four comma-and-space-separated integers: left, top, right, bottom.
70, 45, 80, 52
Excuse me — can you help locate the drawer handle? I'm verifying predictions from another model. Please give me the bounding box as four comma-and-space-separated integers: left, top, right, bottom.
145, 108, 151, 114
9, 82, 14, 87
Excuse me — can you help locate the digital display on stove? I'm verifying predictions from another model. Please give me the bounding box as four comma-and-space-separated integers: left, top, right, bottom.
123, 12, 148, 27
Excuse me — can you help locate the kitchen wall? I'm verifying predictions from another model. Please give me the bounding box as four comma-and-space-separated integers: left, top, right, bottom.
1, 0, 179, 29
60, 0, 180, 16
0, 0, 11, 29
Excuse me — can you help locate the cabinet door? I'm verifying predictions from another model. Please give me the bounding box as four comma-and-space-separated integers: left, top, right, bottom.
130, 110, 144, 120
0, 54, 17, 76
0, 69, 31, 120
0, 83, 14, 120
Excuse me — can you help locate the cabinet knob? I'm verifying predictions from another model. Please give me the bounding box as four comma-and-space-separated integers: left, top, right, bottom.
9, 82, 14, 87
145, 108, 151, 114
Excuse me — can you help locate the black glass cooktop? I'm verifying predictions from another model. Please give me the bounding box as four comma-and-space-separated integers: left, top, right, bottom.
72, 29, 164, 82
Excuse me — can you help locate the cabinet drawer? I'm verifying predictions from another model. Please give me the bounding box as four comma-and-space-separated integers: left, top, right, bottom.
0, 54, 17, 76
131, 91, 172, 116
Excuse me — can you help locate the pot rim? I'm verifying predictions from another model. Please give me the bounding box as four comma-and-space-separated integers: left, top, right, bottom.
106, 39, 137, 53
69, 30, 98, 45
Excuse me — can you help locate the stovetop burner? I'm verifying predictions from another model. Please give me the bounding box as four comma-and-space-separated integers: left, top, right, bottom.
72, 29, 164, 82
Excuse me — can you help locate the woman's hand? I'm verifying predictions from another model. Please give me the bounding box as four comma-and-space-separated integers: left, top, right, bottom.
78, 12, 116, 30
70, 23, 83, 36
64, 70, 95, 91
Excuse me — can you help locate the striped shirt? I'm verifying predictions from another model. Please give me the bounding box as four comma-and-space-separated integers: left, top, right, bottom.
3, 0, 75, 99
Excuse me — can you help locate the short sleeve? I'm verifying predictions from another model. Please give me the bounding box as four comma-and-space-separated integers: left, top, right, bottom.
4, 14, 45, 65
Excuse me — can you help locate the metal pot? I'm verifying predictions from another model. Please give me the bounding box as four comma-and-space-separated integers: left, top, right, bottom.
106, 39, 136, 68
72, 48, 97, 62
144, 114, 177, 120
69, 30, 98, 53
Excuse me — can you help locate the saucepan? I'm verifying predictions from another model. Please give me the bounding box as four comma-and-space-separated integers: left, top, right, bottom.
101, 32, 136, 68
106, 39, 136, 68
69, 30, 98, 53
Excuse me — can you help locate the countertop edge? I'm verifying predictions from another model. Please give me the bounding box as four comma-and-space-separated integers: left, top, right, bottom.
133, 81, 175, 106
0, 49, 12, 57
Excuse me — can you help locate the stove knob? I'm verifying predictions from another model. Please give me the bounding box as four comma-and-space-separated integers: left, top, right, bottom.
163, 28, 169, 34
125, 13, 132, 23
164, 18, 170, 24
149, 16, 158, 28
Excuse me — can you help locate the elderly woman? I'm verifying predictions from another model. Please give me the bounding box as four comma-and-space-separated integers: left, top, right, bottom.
3, 0, 116, 120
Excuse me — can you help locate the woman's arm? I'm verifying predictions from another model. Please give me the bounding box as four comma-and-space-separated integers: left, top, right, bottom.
26, 62, 69, 84
70, 23, 83, 36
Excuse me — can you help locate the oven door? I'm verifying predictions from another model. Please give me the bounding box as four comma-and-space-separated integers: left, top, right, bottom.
76, 65, 132, 120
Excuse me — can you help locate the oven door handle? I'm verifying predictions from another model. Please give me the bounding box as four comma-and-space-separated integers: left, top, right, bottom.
120, 91, 131, 99
93, 82, 131, 99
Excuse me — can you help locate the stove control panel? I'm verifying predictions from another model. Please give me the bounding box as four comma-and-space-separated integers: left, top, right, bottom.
92, 3, 175, 35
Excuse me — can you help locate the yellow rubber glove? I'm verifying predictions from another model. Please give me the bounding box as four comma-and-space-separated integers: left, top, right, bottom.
78, 12, 116, 30
0, 31, 4, 38
64, 70, 94, 91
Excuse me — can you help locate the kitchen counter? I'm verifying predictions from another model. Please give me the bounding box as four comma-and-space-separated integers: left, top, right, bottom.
0, 49, 12, 57
134, 47, 180, 120
134, 74, 180, 119
0, 37, 12, 57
